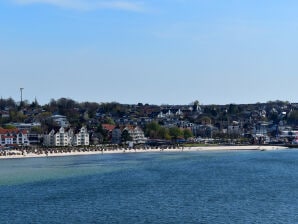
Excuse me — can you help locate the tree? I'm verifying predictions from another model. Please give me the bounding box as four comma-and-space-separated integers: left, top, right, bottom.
228, 104, 239, 114
30, 126, 43, 134
200, 116, 212, 125
9, 110, 27, 122
183, 129, 193, 140
287, 110, 298, 125
103, 117, 115, 125
121, 129, 132, 143
30, 98, 40, 109
193, 100, 200, 111
157, 127, 171, 140
80, 102, 99, 119
96, 125, 110, 143
0, 97, 16, 110
169, 127, 183, 140
145, 122, 160, 139
3, 124, 16, 129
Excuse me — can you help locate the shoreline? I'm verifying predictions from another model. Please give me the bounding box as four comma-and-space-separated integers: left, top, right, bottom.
0, 145, 290, 160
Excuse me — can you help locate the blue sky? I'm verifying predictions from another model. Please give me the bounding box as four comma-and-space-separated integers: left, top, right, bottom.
1, 0, 298, 105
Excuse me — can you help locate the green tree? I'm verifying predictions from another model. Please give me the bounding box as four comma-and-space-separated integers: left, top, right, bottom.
183, 129, 193, 139
193, 100, 200, 111
9, 110, 27, 122
30, 126, 43, 134
200, 116, 212, 125
121, 129, 132, 143
103, 117, 115, 125
96, 125, 110, 143
287, 110, 298, 125
145, 122, 161, 139
169, 127, 183, 140
157, 127, 171, 140
3, 124, 16, 129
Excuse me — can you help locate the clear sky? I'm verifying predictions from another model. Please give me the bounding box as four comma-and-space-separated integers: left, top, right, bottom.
1, 0, 297, 105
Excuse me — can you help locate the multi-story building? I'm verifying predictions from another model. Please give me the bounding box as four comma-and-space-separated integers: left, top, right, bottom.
72, 126, 89, 146
7, 122, 43, 145
112, 127, 122, 144
43, 126, 89, 147
43, 127, 71, 147
0, 128, 30, 146
124, 126, 147, 144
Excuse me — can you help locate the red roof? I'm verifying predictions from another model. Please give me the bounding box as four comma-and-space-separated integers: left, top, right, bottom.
0, 128, 26, 135
3, 136, 14, 139
102, 124, 116, 132
0, 128, 13, 134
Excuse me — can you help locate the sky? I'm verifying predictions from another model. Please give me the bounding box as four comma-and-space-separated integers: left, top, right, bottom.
1, 0, 298, 105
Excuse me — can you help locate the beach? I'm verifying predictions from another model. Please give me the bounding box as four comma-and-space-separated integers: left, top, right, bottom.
0, 145, 289, 160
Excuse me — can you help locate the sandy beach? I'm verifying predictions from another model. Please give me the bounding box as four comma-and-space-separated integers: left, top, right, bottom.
0, 145, 290, 160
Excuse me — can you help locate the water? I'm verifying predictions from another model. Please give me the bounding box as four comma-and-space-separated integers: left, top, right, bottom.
1, 149, 298, 223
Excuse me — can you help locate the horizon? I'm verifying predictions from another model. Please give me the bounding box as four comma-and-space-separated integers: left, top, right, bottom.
1, 1, 298, 105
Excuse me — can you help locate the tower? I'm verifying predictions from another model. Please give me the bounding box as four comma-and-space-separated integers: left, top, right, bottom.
20, 88, 24, 106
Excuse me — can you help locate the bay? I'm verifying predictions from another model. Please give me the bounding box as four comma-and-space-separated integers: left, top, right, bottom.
1, 149, 298, 223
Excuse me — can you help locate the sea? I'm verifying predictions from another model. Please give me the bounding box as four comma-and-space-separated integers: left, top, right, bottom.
1, 149, 298, 224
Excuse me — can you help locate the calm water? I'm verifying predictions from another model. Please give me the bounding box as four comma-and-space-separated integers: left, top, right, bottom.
1, 149, 298, 223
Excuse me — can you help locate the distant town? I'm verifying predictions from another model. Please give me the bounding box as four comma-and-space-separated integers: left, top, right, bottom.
0, 97, 298, 149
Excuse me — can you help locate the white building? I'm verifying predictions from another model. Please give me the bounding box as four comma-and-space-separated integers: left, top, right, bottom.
43, 127, 71, 147
0, 128, 30, 146
8, 122, 41, 130
43, 126, 89, 147
51, 115, 70, 128
124, 126, 147, 144
72, 126, 89, 146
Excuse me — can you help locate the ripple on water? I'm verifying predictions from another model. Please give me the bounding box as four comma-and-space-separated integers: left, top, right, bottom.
1, 150, 298, 223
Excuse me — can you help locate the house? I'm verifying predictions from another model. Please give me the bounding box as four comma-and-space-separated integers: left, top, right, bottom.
8, 122, 41, 130
50, 115, 70, 127
0, 111, 10, 119
0, 128, 30, 146
112, 127, 122, 144
102, 124, 116, 142
157, 110, 173, 118
175, 109, 183, 117
253, 122, 269, 136
227, 121, 242, 136
102, 124, 116, 133
123, 126, 147, 144
7, 122, 43, 145
191, 125, 217, 138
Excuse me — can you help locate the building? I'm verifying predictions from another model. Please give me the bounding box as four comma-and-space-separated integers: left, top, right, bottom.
7, 122, 43, 145
124, 126, 147, 144
102, 124, 116, 142
0, 128, 30, 146
72, 126, 90, 146
112, 127, 122, 144
43, 126, 89, 147
228, 125, 242, 136
43, 127, 72, 147
7, 122, 41, 130
50, 115, 70, 128
0, 111, 10, 119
